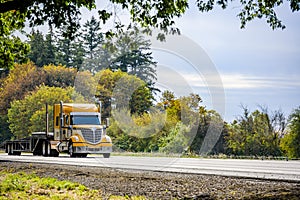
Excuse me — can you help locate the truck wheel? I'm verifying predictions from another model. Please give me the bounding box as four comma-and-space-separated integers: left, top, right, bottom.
50, 149, 59, 157
42, 141, 50, 157
103, 153, 110, 158
69, 142, 76, 157
80, 153, 87, 158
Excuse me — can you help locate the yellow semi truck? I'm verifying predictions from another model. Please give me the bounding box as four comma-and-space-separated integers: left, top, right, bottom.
4, 101, 112, 158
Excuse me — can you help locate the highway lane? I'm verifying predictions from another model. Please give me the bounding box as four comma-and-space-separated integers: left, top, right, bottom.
0, 154, 300, 181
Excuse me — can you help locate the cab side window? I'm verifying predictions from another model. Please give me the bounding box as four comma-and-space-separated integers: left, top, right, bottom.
56, 116, 59, 126
65, 115, 69, 125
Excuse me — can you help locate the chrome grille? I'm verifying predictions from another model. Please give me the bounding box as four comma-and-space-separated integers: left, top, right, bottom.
81, 128, 102, 144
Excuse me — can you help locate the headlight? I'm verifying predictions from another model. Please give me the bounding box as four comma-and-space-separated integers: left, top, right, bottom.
74, 136, 79, 141
105, 136, 112, 143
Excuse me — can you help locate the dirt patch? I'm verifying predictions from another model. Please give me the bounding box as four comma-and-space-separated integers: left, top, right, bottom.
1, 161, 300, 199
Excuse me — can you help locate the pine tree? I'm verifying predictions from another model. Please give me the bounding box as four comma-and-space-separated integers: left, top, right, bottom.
27, 29, 47, 67
43, 27, 56, 65
54, 24, 84, 69
109, 27, 157, 85
81, 16, 104, 73
71, 40, 85, 71
55, 29, 72, 67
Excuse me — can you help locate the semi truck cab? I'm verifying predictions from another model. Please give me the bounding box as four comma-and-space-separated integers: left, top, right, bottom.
54, 102, 112, 158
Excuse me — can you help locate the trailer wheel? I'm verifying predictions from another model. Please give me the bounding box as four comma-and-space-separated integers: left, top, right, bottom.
42, 141, 50, 157
13, 151, 21, 156
7, 144, 12, 155
103, 153, 110, 158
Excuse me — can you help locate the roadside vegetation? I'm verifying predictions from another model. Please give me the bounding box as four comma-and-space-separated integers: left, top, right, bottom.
0, 170, 147, 200
0, 170, 101, 199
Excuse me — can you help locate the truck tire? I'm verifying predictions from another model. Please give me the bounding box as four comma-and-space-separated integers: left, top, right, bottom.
50, 149, 59, 157
68, 142, 76, 157
42, 141, 50, 157
7, 144, 12, 155
80, 153, 87, 158
103, 153, 110, 158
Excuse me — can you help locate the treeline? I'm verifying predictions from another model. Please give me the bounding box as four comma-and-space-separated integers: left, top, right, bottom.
26, 17, 156, 85
0, 17, 299, 158
1, 63, 299, 158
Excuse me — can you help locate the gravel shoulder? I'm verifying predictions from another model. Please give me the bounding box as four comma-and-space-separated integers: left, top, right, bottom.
1, 161, 300, 199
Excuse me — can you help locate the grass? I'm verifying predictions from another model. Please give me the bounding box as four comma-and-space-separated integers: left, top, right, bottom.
0, 170, 146, 200
0, 171, 101, 200
109, 196, 147, 200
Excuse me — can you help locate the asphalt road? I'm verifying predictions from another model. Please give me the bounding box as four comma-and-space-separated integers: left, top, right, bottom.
0, 154, 299, 181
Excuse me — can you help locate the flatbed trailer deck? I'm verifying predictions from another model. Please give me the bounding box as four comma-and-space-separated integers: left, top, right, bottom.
4, 132, 58, 156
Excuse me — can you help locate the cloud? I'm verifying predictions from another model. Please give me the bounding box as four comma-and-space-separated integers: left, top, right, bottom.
158, 70, 300, 90
220, 74, 300, 89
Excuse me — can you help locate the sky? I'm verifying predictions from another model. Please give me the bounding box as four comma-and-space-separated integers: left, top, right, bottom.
147, 1, 300, 122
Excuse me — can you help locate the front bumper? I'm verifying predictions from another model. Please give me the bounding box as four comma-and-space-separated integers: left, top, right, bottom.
73, 146, 112, 154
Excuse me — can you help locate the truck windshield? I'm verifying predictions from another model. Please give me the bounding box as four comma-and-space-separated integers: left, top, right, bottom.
71, 115, 101, 125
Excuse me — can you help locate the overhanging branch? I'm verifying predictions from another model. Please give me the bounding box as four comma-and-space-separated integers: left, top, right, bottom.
0, 0, 33, 13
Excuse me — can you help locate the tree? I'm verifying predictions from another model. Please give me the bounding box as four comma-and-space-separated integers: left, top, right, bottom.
71, 41, 85, 70
43, 64, 77, 88
94, 69, 153, 116
0, 36, 30, 70
82, 16, 103, 60
108, 28, 157, 85
0, 62, 45, 114
55, 27, 73, 67
0, 6, 29, 69
27, 29, 49, 67
0, 63, 79, 115
280, 107, 300, 158
73, 70, 97, 102
7, 85, 85, 139
226, 107, 282, 156
29, 27, 57, 67
190, 108, 226, 155
80, 16, 104, 73
159, 121, 191, 153
54, 25, 85, 69
94, 69, 124, 118
43, 28, 56, 65
0, 0, 95, 38
159, 90, 176, 108
157, 92, 224, 155
0, 114, 12, 143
